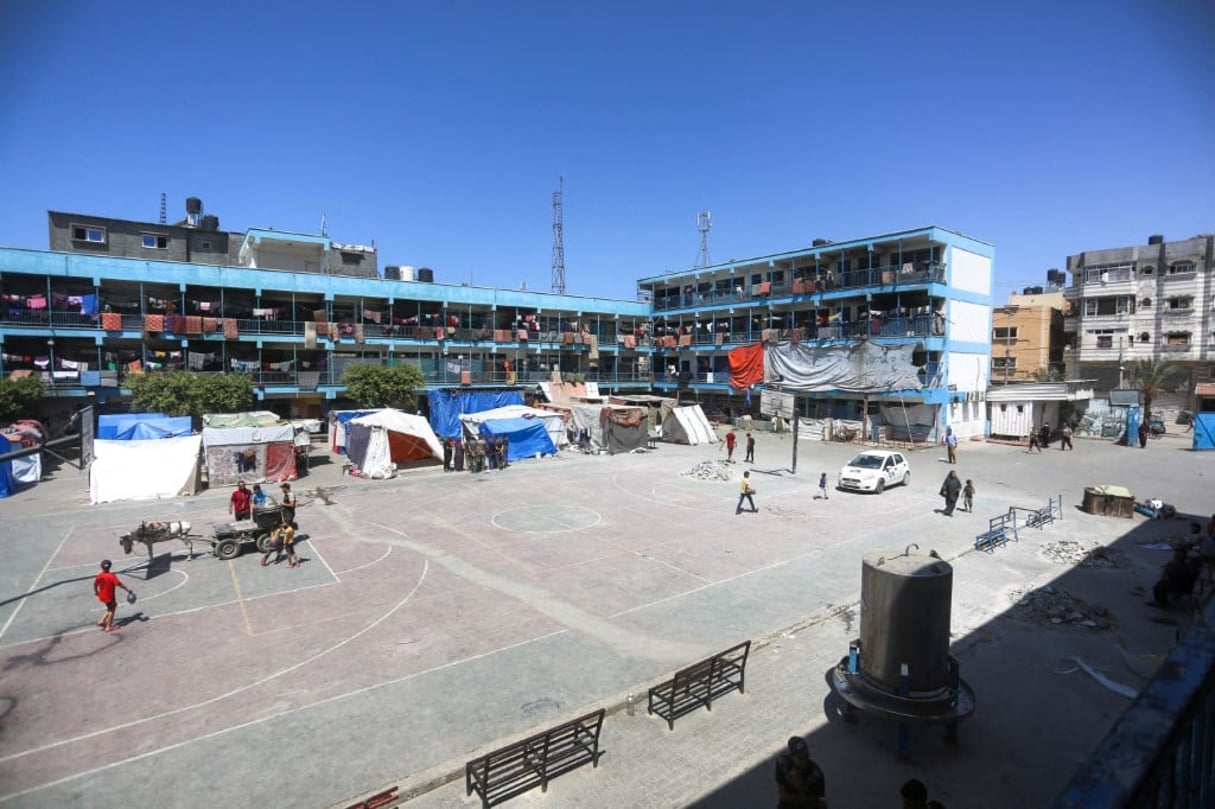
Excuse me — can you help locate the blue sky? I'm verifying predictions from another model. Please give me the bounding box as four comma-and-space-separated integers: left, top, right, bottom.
1, 1, 1212, 303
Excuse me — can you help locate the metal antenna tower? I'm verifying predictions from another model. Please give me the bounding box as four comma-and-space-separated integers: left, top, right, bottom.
159, 192, 167, 225
696, 211, 712, 267
551, 175, 566, 294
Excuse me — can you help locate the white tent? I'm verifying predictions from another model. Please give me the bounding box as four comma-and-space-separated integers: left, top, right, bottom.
90, 434, 202, 504
661, 404, 718, 445
347, 409, 443, 479
459, 405, 567, 448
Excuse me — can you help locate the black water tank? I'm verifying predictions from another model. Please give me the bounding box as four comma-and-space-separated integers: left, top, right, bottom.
383, 266, 401, 281
1022, 286, 1034, 295
1031, 286, 1044, 294
1047, 269, 1064, 284
200, 214, 219, 231
812, 238, 832, 246
416, 267, 435, 283
186, 197, 203, 215
1148, 234, 1164, 245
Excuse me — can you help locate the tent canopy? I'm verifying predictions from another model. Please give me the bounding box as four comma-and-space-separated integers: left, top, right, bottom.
201, 420, 296, 485
89, 434, 201, 504
347, 409, 443, 478
477, 417, 558, 461
660, 404, 718, 445
428, 390, 525, 438
459, 405, 567, 449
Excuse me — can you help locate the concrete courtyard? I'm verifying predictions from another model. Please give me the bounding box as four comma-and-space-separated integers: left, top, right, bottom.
0, 428, 1209, 808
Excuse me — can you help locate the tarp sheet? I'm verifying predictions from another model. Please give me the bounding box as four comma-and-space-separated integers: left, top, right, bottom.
331, 410, 377, 454
89, 434, 201, 504
459, 405, 567, 448
1, 422, 44, 486
98, 412, 168, 439
478, 417, 558, 460
728, 343, 766, 389
765, 341, 925, 393
346, 409, 444, 479
0, 435, 19, 498
428, 390, 525, 439
660, 404, 718, 445
202, 410, 285, 428
202, 424, 296, 486
112, 417, 193, 440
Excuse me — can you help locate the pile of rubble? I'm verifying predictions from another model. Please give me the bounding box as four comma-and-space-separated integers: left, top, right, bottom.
682, 460, 734, 482
1040, 539, 1131, 569
1007, 584, 1112, 630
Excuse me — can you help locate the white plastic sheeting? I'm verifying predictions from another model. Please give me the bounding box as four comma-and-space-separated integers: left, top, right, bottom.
90, 435, 201, 504
660, 404, 718, 445
346, 409, 443, 479
765, 341, 924, 394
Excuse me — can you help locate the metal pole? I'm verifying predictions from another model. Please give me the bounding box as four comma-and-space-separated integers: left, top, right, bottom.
791, 406, 799, 474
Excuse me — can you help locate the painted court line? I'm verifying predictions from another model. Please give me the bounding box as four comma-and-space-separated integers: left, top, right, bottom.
305, 535, 341, 583
0, 619, 568, 806
0, 559, 430, 772
227, 560, 255, 636
332, 545, 393, 576
0, 527, 74, 645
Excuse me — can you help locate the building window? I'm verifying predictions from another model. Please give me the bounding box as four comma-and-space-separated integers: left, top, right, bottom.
1141, 265, 1154, 275
1168, 261, 1195, 275
1082, 263, 1134, 283
1167, 296, 1194, 310
992, 356, 1017, 369
199, 240, 212, 250
1139, 332, 1150, 342
1141, 297, 1152, 308
1166, 332, 1190, 346
339, 251, 364, 265
993, 327, 1018, 340
1084, 296, 1135, 316
140, 233, 168, 249
70, 224, 106, 244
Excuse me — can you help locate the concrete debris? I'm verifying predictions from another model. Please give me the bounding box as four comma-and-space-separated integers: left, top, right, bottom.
682, 460, 734, 482
1008, 585, 1112, 630
1040, 539, 1130, 569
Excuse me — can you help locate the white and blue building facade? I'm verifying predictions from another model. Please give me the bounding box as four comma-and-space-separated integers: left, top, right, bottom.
2, 208, 992, 440
635, 226, 994, 440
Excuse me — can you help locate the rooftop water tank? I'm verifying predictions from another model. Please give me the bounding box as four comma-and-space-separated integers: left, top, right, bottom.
1148, 234, 1164, 245
186, 197, 203, 215
417, 267, 434, 283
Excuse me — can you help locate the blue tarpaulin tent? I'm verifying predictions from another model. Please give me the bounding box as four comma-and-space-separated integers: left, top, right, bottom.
477, 417, 557, 461
428, 390, 525, 439
97, 413, 193, 440
0, 435, 19, 498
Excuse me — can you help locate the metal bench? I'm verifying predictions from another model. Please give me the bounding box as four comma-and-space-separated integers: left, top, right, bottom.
975, 512, 1017, 552
465, 708, 605, 808
647, 640, 751, 731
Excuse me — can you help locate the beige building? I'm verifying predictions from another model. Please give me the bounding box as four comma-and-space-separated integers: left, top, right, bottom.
991, 287, 1067, 383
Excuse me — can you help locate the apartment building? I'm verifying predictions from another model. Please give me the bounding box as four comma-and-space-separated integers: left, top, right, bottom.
636, 226, 994, 440
1064, 233, 1215, 412
991, 276, 1067, 384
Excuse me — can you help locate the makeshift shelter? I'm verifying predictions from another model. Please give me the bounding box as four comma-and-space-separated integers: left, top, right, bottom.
567, 403, 648, 454
89, 434, 202, 504
0, 433, 21, 498
459, 405, 567, 450
660, 403, 718, 445
202, 420, 296, 486
346, 409, 443, 478
428, 390, 525, 439
475, 417, 558, 461
329, 409, 377, 454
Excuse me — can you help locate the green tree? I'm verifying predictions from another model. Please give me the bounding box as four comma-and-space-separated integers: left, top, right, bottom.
0, 375, 45, 423
341, 363, 424, 409
127, 371, 254, 418
1031, 366, 1063, 383
1128, 358, 1182, 419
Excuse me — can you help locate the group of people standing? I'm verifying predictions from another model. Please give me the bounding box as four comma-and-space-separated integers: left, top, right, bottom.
442, 435, 510, 473
723, 429, 755, 464
773, 735, 946, 808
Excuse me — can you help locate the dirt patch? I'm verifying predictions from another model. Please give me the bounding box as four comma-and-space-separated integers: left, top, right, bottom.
1007, 584, 1113, 630
1039, 539, 1131, 569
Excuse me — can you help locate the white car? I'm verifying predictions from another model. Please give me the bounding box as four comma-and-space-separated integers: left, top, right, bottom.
838, 450, 910, 493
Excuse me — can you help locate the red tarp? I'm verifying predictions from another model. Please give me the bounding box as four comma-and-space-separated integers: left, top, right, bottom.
728, 343, 765, 389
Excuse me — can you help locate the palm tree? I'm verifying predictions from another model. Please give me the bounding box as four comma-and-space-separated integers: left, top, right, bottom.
1128, 358, 1181, 419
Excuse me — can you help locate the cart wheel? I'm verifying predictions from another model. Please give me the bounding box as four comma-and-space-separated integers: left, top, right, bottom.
215, 539, 240, 560
255, 533, 274, 554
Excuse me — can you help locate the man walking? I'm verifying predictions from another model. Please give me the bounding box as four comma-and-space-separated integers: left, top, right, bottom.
939, 470, 962, 516
736, 471, 757, 514
93, 559, 130, 633
1138, 420, 1149, 448
724, 428, 737, 462
744, 431, 755, 463
945, 427, 958, 464
1059, 422, 1073, 451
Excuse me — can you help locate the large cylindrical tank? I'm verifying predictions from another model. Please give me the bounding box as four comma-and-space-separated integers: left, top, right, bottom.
398, 265, 416, 281
859, 551, 953, 694
416, 267, 434, 283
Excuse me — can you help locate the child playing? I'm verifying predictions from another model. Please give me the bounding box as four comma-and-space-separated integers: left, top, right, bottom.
818, 472, 829, 500
963, 479, 975, 513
